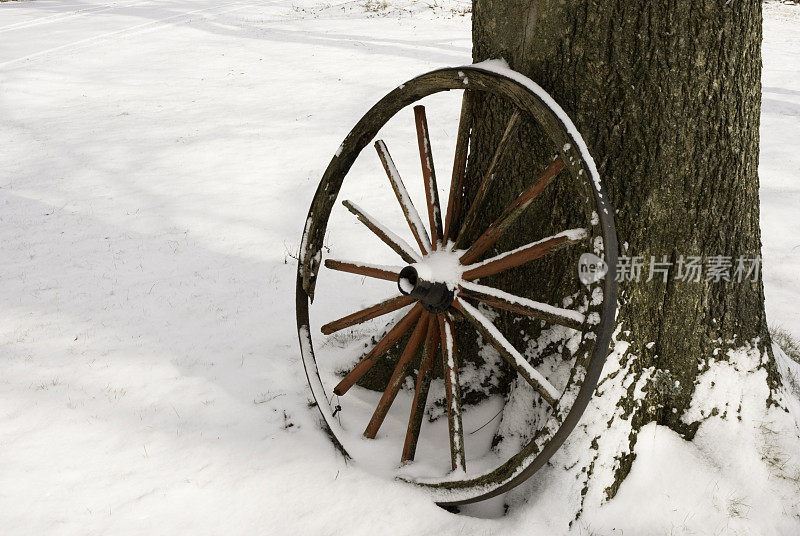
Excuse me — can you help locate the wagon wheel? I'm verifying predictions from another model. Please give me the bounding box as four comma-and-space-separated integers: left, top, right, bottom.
296, 64, 618, 506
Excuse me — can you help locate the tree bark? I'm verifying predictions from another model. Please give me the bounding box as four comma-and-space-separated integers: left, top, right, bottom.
469, 0, 776, 502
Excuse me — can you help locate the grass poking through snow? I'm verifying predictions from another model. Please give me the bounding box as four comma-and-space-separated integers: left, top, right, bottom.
771, 325, 800, 363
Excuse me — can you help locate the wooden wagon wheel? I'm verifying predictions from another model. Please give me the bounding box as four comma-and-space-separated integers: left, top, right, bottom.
296, 64, 618, 506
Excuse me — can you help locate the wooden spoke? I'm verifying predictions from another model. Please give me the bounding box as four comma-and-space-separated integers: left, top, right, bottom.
443, 90, 473, 243
454, 109, 522, 249
453, 299, 559, 406
342, 200, 421, 264
439, 313, 466, 471
324, 259, 401, 282
334, 304, 424, 396
461, 228, 588, 281
458, 281, 584, 331
375, 140, 433, 254
413, 106, 443, 247
401, 315, 439, 462
321, 294, 416, 335
364, 312, 431, 439
460, 157, 565, 264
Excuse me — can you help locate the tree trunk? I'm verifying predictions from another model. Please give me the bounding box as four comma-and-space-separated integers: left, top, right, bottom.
468, 0, 777, 507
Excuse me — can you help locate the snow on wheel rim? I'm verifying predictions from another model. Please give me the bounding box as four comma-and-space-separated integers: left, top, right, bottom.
296, 62, 618, 506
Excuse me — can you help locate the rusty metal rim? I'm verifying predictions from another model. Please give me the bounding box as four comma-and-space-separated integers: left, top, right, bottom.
295, 65, 618, 506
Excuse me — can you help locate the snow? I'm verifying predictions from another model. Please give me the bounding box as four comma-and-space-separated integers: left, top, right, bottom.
462, 228, 588, 272
410, 248, 463, 290
344, 200, 422, 262
0, 0, 798, 533
457, 299, 560, 401
761, 2, 800, 342
399, 276, 415, 294
460, 280, 586, 326
417, 120, 437, 215
474, 59, 604, 197
374, 139, 433, 254
328, 259, 403, 275
441, 318, 465, 472
586, 343, 800, 536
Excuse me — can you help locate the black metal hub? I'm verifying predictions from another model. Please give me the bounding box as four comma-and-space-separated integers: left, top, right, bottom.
397, 265, 454, 314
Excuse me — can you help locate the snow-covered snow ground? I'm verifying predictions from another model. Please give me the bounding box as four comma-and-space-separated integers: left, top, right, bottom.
0, 1, 798, 534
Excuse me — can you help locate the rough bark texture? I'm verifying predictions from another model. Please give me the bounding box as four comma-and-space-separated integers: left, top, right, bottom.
469, 0, 774, 499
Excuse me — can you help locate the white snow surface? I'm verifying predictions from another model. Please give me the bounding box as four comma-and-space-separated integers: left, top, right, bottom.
1, 0, 799, 534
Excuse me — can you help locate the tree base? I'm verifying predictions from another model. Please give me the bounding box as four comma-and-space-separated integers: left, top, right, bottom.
499, 335, 800, 533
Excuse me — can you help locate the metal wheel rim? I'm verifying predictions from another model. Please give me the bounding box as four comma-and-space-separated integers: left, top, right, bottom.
296, 64, 618, 506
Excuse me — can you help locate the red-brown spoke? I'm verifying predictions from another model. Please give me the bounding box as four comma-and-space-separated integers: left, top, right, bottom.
324, 258, 401, 282
321, 294, 416, 335
414, 106, 443, 247
375, 140, 433, 254
334, 304, 424, 396
342, 200, 421, 264
461, 229, 588, 281
460, 157, 565, 264
454, 109, 522, 249
453, 299, 559, 406
439, 313, 466, 471
401, 315, 439, 462
458, 281, 584, 331
364, 312, 430, 438
443, 90, 473, 243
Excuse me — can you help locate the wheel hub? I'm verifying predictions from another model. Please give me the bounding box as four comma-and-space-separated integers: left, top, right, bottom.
397, 265, 454, 313
397, 249, 461, 313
